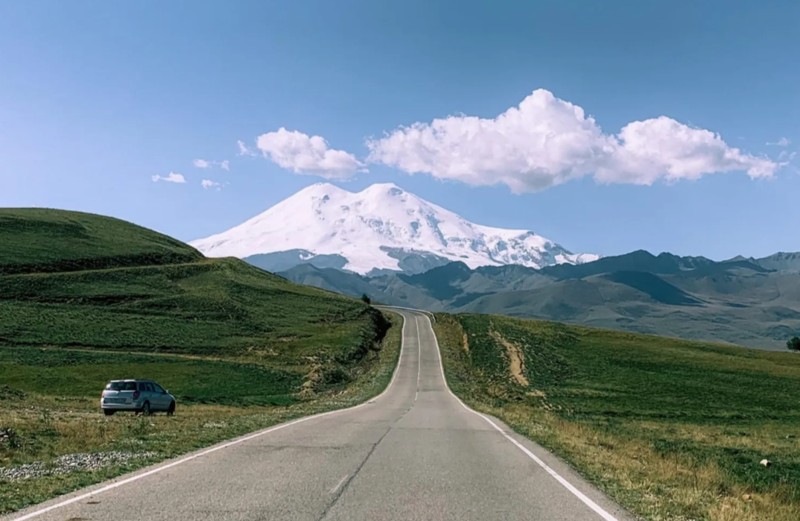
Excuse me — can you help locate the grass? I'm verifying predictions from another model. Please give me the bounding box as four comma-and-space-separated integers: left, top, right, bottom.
0, 208, 201, 274
0, 348, 301, 407
0, 313, 402, 514
0, 258, 382, 361
434, 313, 800, 521
0, 208, 403, 514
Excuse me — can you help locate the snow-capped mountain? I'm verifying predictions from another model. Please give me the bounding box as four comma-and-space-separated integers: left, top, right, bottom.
190, 183, 598, 275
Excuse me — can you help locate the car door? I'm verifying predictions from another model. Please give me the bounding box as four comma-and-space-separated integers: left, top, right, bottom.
151, 382, 169, 410
142, 382, 157, 409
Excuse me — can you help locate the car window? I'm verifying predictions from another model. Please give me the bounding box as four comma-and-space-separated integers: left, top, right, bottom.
105, 381, 136, 391
152, 383, 165, 393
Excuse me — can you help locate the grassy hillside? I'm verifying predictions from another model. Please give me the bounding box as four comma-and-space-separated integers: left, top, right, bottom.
434, 314, 800, 521
0, 209, 201, 274
0, 209, 400, 513
0, 258, 386, 367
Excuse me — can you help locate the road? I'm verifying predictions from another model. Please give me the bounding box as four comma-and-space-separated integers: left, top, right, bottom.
7, 310, 632, 521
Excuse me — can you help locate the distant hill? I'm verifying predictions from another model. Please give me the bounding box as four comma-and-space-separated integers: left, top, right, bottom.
0, 208, 201, 274
280, 250, 800, 350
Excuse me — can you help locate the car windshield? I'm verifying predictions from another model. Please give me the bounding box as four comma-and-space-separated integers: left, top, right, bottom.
105, 381, 136, 391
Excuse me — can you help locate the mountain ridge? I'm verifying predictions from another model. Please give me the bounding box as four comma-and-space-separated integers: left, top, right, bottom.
279, 249, 800, 350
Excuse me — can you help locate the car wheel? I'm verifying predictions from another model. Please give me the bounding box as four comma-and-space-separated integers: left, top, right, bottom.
141, 401, 151, 416
167, 401, 176, 416
103, 409, 115, 416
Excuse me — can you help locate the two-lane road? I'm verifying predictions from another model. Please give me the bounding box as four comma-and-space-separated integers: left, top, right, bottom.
7, 310, 632, 521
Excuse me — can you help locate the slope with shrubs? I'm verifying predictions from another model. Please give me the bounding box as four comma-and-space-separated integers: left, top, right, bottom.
434, 313, 800, 521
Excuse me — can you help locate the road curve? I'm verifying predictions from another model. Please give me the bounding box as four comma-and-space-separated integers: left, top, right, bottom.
5, 310, 633, 521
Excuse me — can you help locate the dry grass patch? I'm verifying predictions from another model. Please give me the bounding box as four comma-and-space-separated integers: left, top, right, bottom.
434, 313, 800, 521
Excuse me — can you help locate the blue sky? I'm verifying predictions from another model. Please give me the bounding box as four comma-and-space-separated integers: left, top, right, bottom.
1, 0, 798, 259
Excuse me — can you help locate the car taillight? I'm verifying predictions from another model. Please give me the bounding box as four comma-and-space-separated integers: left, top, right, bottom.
133, 391, 140, 399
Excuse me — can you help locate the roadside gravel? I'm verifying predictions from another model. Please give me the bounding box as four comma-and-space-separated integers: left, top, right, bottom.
0, 452, 157, 481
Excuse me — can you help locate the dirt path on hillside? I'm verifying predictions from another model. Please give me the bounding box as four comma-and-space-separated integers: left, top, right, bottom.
490, 330, 529, 387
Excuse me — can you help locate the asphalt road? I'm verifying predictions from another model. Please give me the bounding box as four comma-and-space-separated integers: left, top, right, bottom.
7, 310, 633, 521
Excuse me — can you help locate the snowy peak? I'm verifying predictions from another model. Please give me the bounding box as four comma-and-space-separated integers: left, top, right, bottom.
190, 183, 598, 275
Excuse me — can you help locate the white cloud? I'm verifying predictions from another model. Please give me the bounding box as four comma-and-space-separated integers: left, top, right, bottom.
767, 137, 791, 147
367, 89, 779, 193
237, 140, 257, 157
596, 116, 777, 184
151, 172, 186, 184
193, 158, 230, 171
201, 179, 223, 190
255, 128, 366, 180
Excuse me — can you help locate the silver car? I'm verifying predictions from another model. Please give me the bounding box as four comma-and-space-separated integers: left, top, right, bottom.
100, 379, 176, 416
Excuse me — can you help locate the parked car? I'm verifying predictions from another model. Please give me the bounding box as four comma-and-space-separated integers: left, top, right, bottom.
100, 379, 176, 416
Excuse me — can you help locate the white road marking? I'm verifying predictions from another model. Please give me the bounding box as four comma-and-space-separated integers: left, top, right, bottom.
422, 314, 620, 521
329, 474, 350, 495
10, 311, 411, 521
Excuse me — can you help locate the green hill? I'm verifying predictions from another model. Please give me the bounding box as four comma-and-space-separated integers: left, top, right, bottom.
434, 314, 800, 521
0, 208, 202, 274
0, 209, 400, 513
0, 209, 386, 367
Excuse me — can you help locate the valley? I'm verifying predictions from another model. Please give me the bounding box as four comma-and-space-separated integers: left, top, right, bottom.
2, 207, 799, 521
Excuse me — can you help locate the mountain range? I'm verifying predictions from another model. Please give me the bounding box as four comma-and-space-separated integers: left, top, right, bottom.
191, 183, 800, 351
280, 250, 800, 351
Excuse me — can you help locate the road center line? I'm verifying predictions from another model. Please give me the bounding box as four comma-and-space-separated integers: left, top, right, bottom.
329, 474, 350, 495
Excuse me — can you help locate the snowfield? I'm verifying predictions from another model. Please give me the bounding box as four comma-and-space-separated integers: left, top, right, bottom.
190, 183, 598, 274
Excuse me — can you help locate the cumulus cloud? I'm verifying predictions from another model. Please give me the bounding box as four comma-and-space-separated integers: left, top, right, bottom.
201, 179, 223, 190
255, 128, 366, 180
767, 137, 791, 147
193, 159, 230, 171
367, 89, 778, 193
596, 116, 776, 184
151, 172, 186, 184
